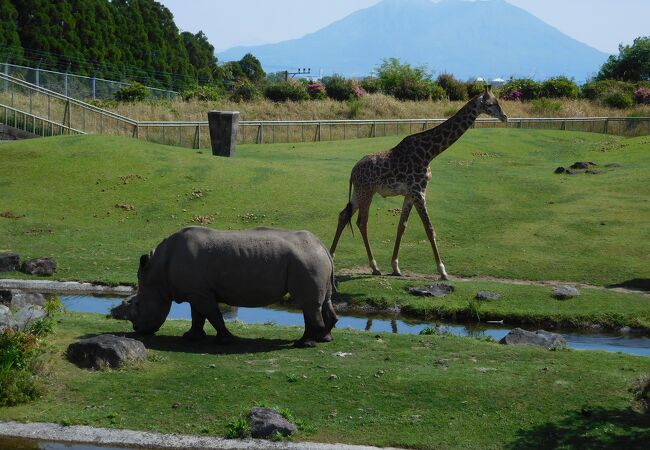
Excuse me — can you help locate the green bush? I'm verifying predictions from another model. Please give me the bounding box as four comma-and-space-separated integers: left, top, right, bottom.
322, 74, 356, 101
375, 58, 441, 101
360, 77, 381, 94
500, 78, 541, 100
263, 80, 308, 102
114, 82, 150, 102
540, 76, 580, 99
231, 80, 261, 102
181, 84, 222, 101
465, 81, 486, 98
581, 80, 636, 100
603, 91, 634, 109
437, 74, 468, 101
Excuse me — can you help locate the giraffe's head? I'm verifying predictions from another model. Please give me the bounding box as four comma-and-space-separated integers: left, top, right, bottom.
477, 85, 508, 123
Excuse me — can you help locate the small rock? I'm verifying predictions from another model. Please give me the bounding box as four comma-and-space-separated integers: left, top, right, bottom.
334, 352, 352, 357
476, 291, 501, 301
21, 257, 57, 276
565, 169, 580, 175
554, 166, 566, 174
9, 290, 46, 308
499, 328, 567, 350
67, 334, 147, 369
14, 305, 47, 330
0, 253, 20, 272
477, 367, 497, 372
570, 161, 590, 169
329, 374, 339, 380
247, 407, 296, 439
553, 286, 581, 299
409, 283, 455, 297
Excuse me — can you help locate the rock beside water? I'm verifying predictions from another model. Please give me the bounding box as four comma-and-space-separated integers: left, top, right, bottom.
499, 328, 567, 350
553, 286, 581, 299
409, 283, 455, 297
21, 257, 57, 276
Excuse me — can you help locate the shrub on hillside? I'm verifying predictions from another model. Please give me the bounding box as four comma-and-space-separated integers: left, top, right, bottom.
580, 80, 636, 100
323, 75, 356, 101
437, 74, 468, 101
465, 81, 485, 98
307, 82, 326, 100
114, 82, 149, 102
360, 77, 381, 94
603, 92, 634, 109
230, 80, 261, 102
540, 76, 580, 99
375, 58, 441, 100
634, 87, 650, 104
181, 84, 222, 101
264, 80, 308, 102
392, 79, 443, 101
500, 78, 541, 101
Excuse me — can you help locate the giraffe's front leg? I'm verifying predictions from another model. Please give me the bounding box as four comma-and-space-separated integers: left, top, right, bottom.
413, 194, 449, 280
391, 196, 413, 276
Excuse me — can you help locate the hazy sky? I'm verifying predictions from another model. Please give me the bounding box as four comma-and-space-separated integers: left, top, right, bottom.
160, 0, 649, 55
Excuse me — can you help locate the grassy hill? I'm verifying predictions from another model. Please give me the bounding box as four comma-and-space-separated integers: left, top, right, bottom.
1, 129, 649, 287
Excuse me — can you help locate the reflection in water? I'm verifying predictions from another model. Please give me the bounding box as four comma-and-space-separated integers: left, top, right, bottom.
0, 436, 129, 450
59, 295, 650, 357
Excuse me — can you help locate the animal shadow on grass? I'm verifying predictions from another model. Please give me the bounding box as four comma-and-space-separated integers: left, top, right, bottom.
607, 279, 650, 293
77, 332, 296, 355
505, 407, 650, 450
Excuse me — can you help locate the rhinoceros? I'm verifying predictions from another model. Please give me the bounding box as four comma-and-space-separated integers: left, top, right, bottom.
118, 226, 337, 347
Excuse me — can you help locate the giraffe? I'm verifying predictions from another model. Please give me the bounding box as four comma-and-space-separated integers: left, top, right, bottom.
330, 86, 508, 280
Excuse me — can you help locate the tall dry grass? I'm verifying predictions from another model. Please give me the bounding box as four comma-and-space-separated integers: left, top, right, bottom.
106, 93, 650, 122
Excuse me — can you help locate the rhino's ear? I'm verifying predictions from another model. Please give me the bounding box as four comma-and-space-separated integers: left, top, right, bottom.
139, 254, 150, 269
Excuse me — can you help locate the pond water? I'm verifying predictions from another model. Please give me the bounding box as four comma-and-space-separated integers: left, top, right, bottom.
60, 295, 650, 357
0, 437, 127, 450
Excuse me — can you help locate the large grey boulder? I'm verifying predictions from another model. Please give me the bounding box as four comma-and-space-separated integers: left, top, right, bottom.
21, 257, 57, 276
247, 407, 296, 438
0, 304, 17, 332
0, 253, 20, 272
476, 291, 501, 301
8, 290, 46, 308
409, 283, 455, 297
14, 305, 47, 330
67, 334, 147, 369
500, 328, 567, 350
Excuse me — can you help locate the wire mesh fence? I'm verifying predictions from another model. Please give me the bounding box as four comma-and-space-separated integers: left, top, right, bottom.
1, 62, 179, 101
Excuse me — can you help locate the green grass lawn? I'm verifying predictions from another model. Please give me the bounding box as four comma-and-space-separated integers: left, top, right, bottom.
1, 312, 648, 449
1, 130, 648, 286
1, 130, 649, 330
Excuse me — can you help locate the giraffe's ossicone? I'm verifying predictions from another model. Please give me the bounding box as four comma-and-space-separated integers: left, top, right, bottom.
330, 86, 508, 279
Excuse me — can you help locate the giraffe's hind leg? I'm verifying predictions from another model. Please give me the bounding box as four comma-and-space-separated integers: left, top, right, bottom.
330, 197, 358, 257
391, 196, 414, 276
356, 198, 381, 275
413, 193, 449, 280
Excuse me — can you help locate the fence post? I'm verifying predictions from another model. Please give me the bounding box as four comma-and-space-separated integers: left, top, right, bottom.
193, 125, 200, 149
133, 124, 139, 139
604, 119, 609, 134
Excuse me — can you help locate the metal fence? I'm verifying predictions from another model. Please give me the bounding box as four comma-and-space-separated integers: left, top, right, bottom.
1, 71, 649, 149
1, 62, 179, 101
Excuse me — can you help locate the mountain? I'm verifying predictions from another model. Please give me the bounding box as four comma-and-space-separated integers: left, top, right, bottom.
218, 0, 608, 81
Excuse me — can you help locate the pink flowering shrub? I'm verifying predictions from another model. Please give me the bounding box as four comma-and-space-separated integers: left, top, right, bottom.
307, 82, 326, 100
500, 90, 523, 101
353, 86, 366, 98
634, 87, 650, 104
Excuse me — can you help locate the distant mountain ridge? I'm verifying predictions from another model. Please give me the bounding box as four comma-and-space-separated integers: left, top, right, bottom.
218, 0, 608, 81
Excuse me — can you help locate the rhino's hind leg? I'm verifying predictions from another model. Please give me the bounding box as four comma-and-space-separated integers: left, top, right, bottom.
321, 299, 338, 339
295, 307, 330, 347
182, 304, 207, 341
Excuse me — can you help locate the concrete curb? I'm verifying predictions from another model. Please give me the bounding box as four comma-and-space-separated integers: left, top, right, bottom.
0, 279, 134, 296
0, 420, 405, 450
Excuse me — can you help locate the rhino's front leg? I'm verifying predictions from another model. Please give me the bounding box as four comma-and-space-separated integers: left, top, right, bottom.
182, 304, 207, 341
189, 294, 236, 344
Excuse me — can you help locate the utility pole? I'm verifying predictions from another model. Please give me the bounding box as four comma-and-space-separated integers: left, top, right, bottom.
284, 68, 311, 81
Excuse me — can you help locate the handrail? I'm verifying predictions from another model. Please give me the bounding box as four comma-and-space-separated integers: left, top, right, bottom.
0, 72, 138, 125
1, 103, 86, 135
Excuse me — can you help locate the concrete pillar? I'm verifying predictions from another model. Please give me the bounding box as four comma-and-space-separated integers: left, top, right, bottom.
208, 111, 239, 157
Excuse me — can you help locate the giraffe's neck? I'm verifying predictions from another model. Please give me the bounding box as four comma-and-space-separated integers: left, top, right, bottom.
418, 96, 481, 162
